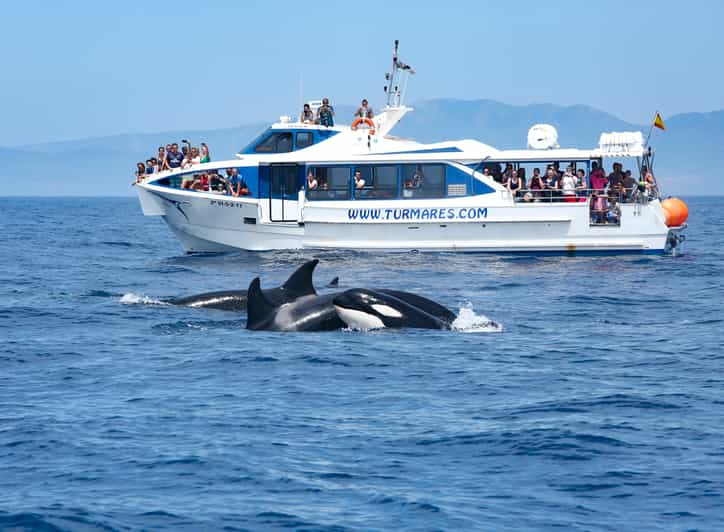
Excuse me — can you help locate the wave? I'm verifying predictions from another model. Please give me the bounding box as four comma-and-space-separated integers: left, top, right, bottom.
119, 293, 167, 306
451, 303, 503, 333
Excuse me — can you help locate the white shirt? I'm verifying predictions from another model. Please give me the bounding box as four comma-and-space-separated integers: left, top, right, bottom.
561, 174, 577, 195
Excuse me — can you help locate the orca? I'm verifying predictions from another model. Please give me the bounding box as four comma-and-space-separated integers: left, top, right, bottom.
168, 259, 321, 312
332, 289, 456, 330
246, 275, 457, 332
246, 277, 345, 332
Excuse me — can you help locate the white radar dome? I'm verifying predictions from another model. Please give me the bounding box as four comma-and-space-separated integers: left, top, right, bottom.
527, 124, 559, 150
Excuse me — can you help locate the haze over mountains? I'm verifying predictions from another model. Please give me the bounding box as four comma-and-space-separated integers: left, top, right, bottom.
2, 99, 720, 196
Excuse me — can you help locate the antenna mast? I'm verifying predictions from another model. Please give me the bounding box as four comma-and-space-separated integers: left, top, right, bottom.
384, 40, 415, 108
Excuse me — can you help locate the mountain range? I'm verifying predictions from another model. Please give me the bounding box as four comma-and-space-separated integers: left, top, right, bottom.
2, 99, 720, 196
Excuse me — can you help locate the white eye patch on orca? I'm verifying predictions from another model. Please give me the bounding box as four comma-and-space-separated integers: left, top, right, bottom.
334, 306, 386, 330
371, 304, 403, 318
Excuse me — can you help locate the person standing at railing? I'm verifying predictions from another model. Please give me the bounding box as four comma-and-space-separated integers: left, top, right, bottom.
622, 170, 636, 201
575, 169, 588, 200
507, 170, 522, 197
317, 98, 335, 127
589, 161, 607, 195
354, 99, 374, 119
560, 167, 578, 203
157, 146, 170, 171
300, 103, 314, 123
529, 168, 544, 199
543, 167, 558, 201
135, 162, 146, 183
200, 143, 210, 164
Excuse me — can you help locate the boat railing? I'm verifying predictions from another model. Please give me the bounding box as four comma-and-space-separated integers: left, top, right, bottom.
511, 187, 654, 205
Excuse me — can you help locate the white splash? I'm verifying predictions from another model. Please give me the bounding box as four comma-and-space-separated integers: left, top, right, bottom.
451, 303, 503, 333
120, 293, 167, 306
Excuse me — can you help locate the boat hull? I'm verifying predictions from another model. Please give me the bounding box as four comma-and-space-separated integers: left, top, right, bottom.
137, 185, 670, 254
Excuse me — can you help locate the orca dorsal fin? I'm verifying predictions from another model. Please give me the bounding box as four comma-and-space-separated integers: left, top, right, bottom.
246, 277, 277, 330
327, 276, 339, 288
281, 259, 319, 298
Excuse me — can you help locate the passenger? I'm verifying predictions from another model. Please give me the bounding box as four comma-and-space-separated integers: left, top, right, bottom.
182, 147, 201, 169
482, 167, 493, 179
208, 170, 226, 192
411, 165, 424, 188
135, 162, 146, 183
299, 103, 314, 123
590, 192, 607, 223
306, 171, 318, 190
151, 157, 159, 173
507, 170, 522, 197
517, 167, 526, 188
145, 159, 155, 174
543, 167, 558, 200
560, 166, 578, 202
200, 143, 210, 164
589, 161, 607, 195
167, 143, 183, 169
157, 146, 169, 171
502, 163, 513, 182
607, 162, 625, 193
354, 170, 365, 189
354, 99, 374, 119
607, 196, 621, 224
622, 170, 636, 201
529, 168, 544, 199
190, 173, 207, 191
227, 168, 250, 196
316, 98, 335, 127
643, 169, 658, 199
576, 169, 588, 198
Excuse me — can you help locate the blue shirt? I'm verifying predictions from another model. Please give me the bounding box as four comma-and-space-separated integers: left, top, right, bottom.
167, 152, 183, 168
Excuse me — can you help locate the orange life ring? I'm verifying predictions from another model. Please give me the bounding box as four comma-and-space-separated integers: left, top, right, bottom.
351, 117, 375, 135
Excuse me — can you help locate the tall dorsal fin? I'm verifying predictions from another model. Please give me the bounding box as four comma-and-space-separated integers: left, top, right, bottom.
246, 277, 277, 330
281, 259, 319, 298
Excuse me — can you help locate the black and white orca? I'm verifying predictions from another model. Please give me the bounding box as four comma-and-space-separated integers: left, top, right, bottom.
245, 274, 457, 332
168, 259, 321, 312
332, 288, 456, 330
246, 277, 345, 332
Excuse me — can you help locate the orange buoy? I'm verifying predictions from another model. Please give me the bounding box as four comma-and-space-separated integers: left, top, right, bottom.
661, 198, 688, 227
671, 197, 689, 225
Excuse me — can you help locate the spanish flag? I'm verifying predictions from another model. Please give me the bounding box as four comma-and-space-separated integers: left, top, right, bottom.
654, 112, 666, 130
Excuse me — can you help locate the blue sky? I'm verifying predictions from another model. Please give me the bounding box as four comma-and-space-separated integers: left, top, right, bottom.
2, 0, 722, 145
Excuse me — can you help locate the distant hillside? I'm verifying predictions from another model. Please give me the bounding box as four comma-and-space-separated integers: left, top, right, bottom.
2, 100, 720, 196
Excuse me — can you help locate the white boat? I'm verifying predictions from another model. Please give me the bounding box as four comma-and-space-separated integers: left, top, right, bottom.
135, 42, 686, 255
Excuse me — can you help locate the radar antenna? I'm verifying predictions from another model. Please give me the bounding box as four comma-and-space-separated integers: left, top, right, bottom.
384, 40, 415, 108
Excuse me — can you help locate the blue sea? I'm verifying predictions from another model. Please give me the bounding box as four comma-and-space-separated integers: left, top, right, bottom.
1, 196, 722, 531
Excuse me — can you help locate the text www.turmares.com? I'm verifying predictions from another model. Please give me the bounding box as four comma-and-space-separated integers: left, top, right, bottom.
347, 207, 488, 221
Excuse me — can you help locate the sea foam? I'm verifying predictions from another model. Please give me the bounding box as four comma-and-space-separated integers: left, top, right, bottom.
451, 303, 503, 333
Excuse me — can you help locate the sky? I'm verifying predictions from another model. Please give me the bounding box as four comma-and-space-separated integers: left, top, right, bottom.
2, 0, 722, 146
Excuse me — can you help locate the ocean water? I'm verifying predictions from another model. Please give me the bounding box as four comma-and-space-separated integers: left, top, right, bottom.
1, 196, 722, 531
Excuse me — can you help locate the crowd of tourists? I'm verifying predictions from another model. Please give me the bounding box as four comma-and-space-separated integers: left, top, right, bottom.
135, 140, 211, 183
486, 161, 659, 224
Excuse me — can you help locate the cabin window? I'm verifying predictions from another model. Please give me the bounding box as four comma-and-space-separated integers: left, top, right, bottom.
401, 164, 446, 199
306, 166, 351, 200
296, 132, 314, 149
354, 165, 398, 200
255, 132, 293, 153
